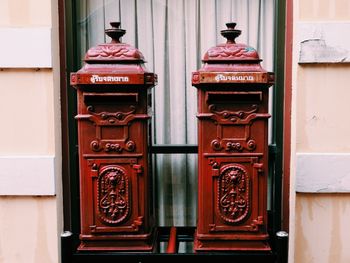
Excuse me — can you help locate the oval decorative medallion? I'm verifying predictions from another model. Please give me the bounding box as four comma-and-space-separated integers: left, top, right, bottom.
97, 166, 129, 224
217, 164, 250, 223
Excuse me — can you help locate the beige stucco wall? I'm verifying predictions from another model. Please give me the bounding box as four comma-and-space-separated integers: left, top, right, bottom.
0, 0, 52, 27
295, 194, 350, 263
299, 0, 350, 21
0, 1, 62, 263
0, 197, 59, 263
296, 64, 350, 153
292, 0, 350, 262
0, 69, 56, 155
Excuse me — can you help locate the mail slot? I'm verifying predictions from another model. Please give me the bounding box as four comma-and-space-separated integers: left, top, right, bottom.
83, 93, 139, 104
70, 22, 157, 251
206, 91, 263, 103
192, 22, 274, 251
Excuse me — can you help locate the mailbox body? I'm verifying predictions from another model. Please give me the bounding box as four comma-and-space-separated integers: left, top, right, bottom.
192, 24, 274, 251
70, 25, 156, 251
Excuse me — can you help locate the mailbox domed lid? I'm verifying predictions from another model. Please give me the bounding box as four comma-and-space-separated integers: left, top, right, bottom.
71, 22, 157, 86
192, 22, 274, 85
84, 22, 145, 63
203, 23, 260, 63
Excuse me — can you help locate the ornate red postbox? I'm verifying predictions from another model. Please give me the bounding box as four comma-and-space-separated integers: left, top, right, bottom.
70, 22, 156, 251
192, 23, 274, 251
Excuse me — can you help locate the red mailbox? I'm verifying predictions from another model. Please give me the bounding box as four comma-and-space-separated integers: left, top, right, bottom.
70, 22, 157, 251
192, 23, 274, 251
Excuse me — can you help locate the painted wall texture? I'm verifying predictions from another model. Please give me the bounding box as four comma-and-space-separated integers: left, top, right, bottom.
292, 0, 350, 262
0, 197, 59, 263
0, 1, 62, 263
295, 194, 350, 263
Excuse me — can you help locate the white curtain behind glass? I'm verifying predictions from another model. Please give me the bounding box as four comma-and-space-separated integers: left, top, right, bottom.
76, 0, 275, 227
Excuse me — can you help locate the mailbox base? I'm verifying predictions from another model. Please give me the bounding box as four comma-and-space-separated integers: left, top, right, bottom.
78, 230, 158, 252
194, 231, 271, 252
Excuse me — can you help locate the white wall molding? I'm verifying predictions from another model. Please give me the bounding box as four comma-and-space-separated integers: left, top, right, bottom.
296, 153, 350, 193
297, 22, 350, 63
0, 155, 56, 195
0, 27, 52, 68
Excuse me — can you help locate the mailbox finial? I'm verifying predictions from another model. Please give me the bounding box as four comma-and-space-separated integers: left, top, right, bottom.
105, 22, 126, 43
221, 22, 241, 44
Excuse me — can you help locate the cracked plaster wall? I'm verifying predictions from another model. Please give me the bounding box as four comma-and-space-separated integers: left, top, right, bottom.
298, 23, 350, 63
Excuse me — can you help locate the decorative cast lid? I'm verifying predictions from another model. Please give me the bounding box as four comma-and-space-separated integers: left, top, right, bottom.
203, 23, 260, 62
192, 22, 273, 85
84, 22, 145, 63
71, 22, 156, 86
